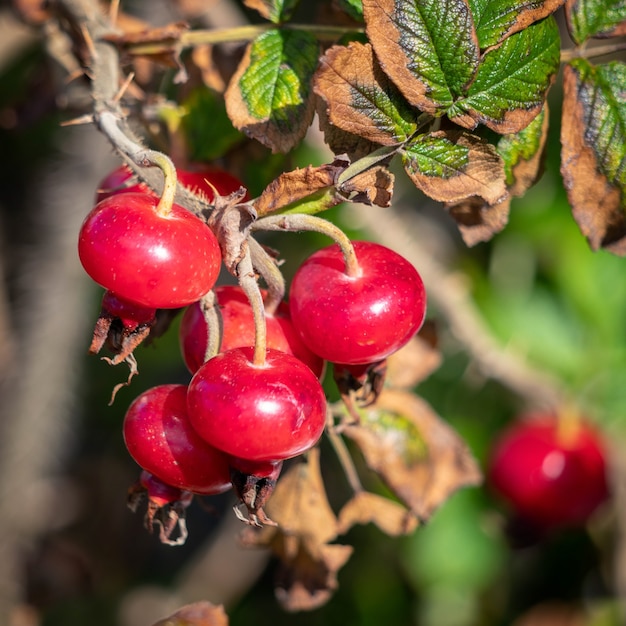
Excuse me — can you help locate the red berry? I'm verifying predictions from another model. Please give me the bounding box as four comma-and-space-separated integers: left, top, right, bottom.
179, 285, 325, 377
101, 291, 156, 331
289, 241, 426, 364
487, 414, 609, 529
96, 164, 246, 203
78, 192, 221, 309
187, 347, 327, 462
123, 384, 232, 495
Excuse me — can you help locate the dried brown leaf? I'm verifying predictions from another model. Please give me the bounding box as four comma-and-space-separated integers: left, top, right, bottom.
238, 450, 353, 611
446, 194, 512, 246
191, 45, 227, 93
253, 160, 346, 218
338, 166, 395, 207
343, 390, 482, 520
150, 601, 228, 626
403, 130, 508, 205
385, 330, 442, 389
314, 42, 417, 145
337, 491, 418, 536
560, 64, 626, 254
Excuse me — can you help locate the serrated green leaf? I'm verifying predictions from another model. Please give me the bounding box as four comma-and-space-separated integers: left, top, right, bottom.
244, 0, 300, 23
560, 59, 626, 254
314, 42, 420, 145
225, 29, 318, 153
468, 0, 565, 48
565, 0, 626, 44
338, 0, 364, 21
498, 106, 548, 195
402, 130, 506, 204
363, 0, 480, 115
448, 17, 560, 133
179, 88, 243, 162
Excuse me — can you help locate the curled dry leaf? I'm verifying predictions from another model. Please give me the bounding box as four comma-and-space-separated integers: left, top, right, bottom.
150, 601, 228, 626
337, 166, 395, 207
337, 491, 418, 536
239, 449, 353, 611
385, 329, 442, 390
446, 195, 512, 247
342, 390, 482, 521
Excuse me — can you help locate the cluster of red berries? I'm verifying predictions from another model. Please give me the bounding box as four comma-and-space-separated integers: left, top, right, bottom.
77, 162, 428, 533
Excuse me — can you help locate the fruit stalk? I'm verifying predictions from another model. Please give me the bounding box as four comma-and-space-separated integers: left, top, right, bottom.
248, 237, 285, 316
253, 214, 360, 278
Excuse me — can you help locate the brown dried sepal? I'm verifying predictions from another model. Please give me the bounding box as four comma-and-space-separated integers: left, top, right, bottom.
150, 601, 229, 626
342, 389, 482, 521
207, 188, 256, 275
127, 481, 193, 546
560, 64, 626, 254
334, 360, 387, 423
337, 491, 418, 536
230, 468, 279, 528
239, 449, 352, 611
446, 194, 512, 247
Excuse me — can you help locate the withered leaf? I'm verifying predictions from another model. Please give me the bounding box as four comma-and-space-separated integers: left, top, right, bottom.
337, 491, 418, 536
314, 41, 419, 145
343, 390, 482, 521
498, 105, 549, 198
150, 601, 228, 626
402, 130, 507, 205
337, 166, 395, 207
191, 45, 226, 93
560, 60, 626, 255
253, 160, 346, 217
239, 450, 352, 611
244, 0, 300, 23
363, 0, 480, 115
446, 194, 512, 246
385, 331, 442, 389
225, 29, 318, 153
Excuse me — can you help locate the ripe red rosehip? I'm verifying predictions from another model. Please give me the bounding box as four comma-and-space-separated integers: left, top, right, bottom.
179, 285, 325, 377
123, 384, 232, 495
78, 192, 221, 309
289, 241, 426, 364
186, 347, 327, 462
487, 414, 609, 529
96, 164, 246, 203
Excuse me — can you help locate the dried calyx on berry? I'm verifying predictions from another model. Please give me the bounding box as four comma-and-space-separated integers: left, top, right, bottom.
127, 471, 194, 546
229, 460, 283, 527
333, 360, 388, 422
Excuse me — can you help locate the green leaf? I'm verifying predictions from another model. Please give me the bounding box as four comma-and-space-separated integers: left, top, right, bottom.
314, 42, 420, 145
225, 29, 319, 153
468, 0, 565, 48
402, 130, 507, 204
179, 88, 243, 162
497, 106, 548, 195
560, 59, 626, 254
565, 0, 626, 44
362, 0, 480, 115
244, 0, 300, 23
447, 17, 560, 133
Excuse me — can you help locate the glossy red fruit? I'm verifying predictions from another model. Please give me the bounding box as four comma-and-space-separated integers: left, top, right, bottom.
123, 384, 232, 495
487, 414, 609, 529
289, 241, 427, 365
96, 164, 246, 203
179, 285, 325, 377
187, 347, 327, 462
78, 192, 221, 309
101, 290, 156, 331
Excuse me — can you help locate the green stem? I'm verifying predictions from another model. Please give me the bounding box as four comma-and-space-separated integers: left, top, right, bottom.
325, 425, 363, 494
252, 214, 360, 278
561, 41, 626, 63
